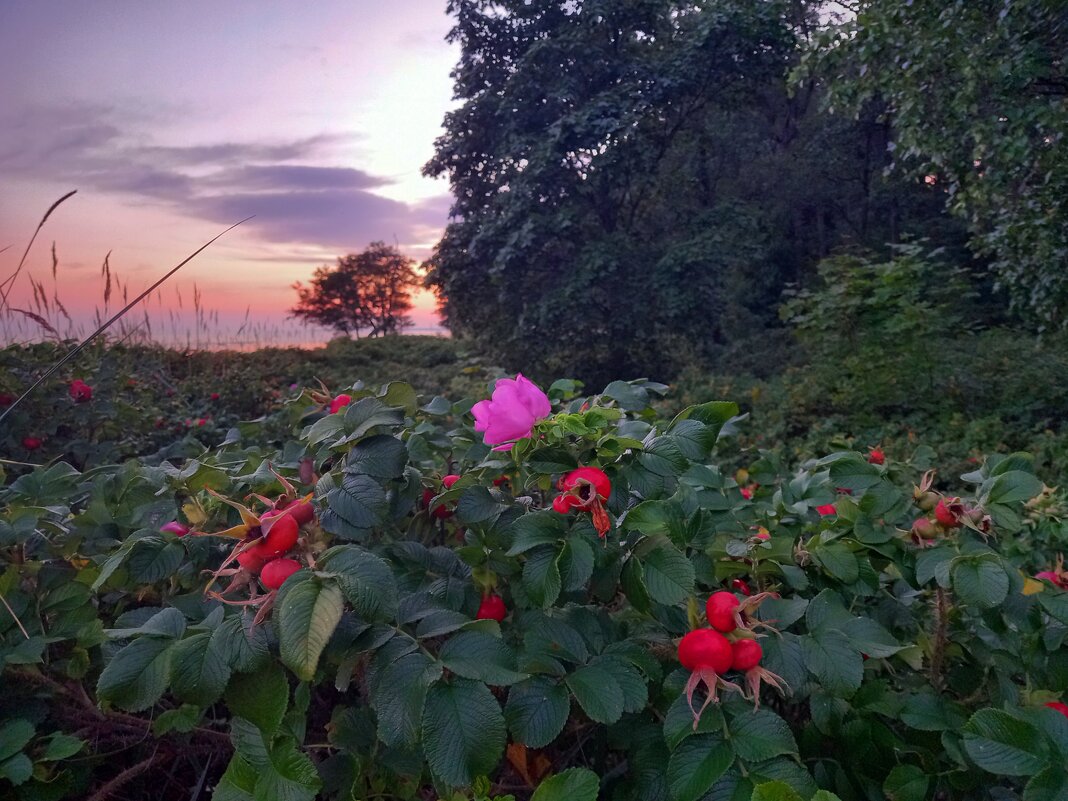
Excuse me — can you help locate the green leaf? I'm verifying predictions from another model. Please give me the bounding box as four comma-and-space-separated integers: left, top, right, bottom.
558, 537, 595, 592
342, 397, 405, 439
523, 545, 562, 608
750, 781, 804, 801
212, 754, 257, 801
128, 538, 185, 583
883, 764, 929, 801
729, 709, 797, 762
951, 557, 1009, 609
317, 544, 398, 621
565, 663, 624, 724
504, 676, 570, 748
813, 542, 859, 583
663, 694, 723, 751
982, 470, 1043, 505
379, 381, 418, 415
322, 474, 388, 539
593, 655, 648, 713
531, 767, 600, 801
0, 720, 34, 761
643, 542, 696, 605
640, 436, 689, 476
800, 630, 863, 696
526, 446, 579, 474
96, 636, 174, 711
212, 614, 269, 674
828, 456, 882, 491
226, 662, 289, 736
276, 573, 344, 681
840, 617, 904, 658
666, 733, 733, 801
170, 631, 231, 707
440, 631, 527, 686
345, 434, 409, 479
369, 645, 441, 747
253, 738, 322, 801
40, 733, 84, 761
456, 486, 507, 525
0, 753, 33, 785
422, 678, 506, 787
1023, 764, 1068, 801
962, 708, 1051, 776
507, 511, 567, 556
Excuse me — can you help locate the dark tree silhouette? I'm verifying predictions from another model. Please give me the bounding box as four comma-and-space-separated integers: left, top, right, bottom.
290, 242, 419, 338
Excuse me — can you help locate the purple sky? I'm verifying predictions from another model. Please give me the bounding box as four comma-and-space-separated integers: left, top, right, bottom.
0, 1, 456, 344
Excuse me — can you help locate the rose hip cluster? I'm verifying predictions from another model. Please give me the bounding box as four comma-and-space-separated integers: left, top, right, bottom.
677, 590, 787, 727
909, 471, 990, 546
188, 469, 317, 622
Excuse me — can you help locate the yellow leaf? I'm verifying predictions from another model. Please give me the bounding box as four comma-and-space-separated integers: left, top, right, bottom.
1022, 576, 1046, 596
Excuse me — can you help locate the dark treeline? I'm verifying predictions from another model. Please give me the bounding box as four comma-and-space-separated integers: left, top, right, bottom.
423, 0, 1066, 385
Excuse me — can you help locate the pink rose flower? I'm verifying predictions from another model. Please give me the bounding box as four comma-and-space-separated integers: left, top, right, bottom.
160, 521, 190, 537
471, 374, 550, 450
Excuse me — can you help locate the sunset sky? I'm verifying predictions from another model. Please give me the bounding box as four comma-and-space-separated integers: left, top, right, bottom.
0, 1, 456, 345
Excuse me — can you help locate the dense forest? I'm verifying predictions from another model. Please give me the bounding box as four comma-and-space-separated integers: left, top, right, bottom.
423, 0, 1066, 382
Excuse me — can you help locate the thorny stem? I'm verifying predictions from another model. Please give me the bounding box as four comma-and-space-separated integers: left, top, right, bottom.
930, 587, 949, 690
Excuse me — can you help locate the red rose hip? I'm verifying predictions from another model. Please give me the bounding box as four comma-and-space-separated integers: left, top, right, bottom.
706, 591, 741, 633
731, 639, 763, 672
678, 629, 732, 674
476, 594, 507, 622
261, 558, 302, 590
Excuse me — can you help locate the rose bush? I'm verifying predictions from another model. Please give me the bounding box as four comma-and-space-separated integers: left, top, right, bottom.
1, 374, 1067, 800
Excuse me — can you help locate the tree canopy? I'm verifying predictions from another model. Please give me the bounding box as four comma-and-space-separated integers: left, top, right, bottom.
291, 242, 418, 338
811, 0, 1068, 328
424, 0, 966, 382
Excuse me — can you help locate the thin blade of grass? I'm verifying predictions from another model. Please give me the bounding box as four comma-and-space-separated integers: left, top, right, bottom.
0, 216, 252, 428
0, 190, 77, 311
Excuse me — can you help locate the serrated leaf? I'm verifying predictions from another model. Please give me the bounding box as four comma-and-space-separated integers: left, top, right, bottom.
212, 754, 257, 801
345, 434, 408, 478
663, 693, 723, 751
440, 631, 527, 686
0, 753, 33, 785
0, 720, 34, 761
212, 614, 269, 674
729, 709, 797, 762
523, 545, 562, 608
962, 708, 1050, 776
640, 436, 689, 476
565, 663, 624, 724
226, 662, 288, 736
840, 617, 904, 658
276, 574, 344, 681
504, 676, 570, 748
96, 636, 174, 711
422, 678, 506, 787
170, 631, 230, 707
323, 474, 388, 539
813, 542, 859, 583
643, 542, 695, 605
1023, 764, 1068, 801
252, 738, 322, 801
982, 470, 1043, 505
558, 537, 595, 592
317, 544, 398, 621
666, 733, 733, 801
883, 764, 929, 801
750, 781, 804, 801
507, 511, 567, 556
369, 647, 441, 747
801, 630, 863, 696
531, 767, 600, 801
952, 558, 1009, 609
40, 733, 84, 761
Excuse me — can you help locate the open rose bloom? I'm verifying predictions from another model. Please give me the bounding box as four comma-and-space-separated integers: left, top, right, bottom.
472, 374, 551, 450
